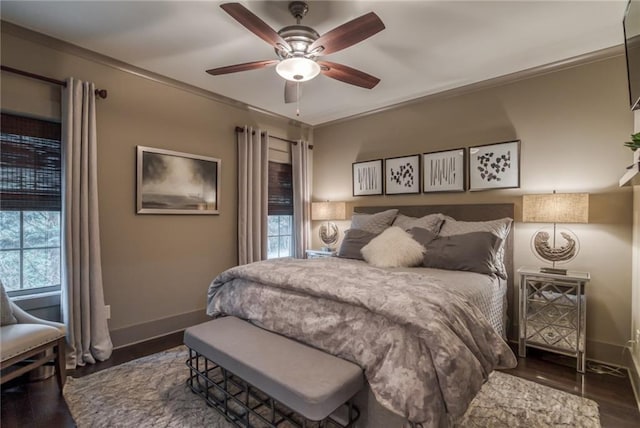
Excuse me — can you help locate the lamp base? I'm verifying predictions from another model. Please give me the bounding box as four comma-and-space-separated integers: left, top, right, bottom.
319, 222, 339, 248
540, 267, 568, 275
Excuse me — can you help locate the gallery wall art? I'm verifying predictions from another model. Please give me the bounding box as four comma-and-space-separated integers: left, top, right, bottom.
385, 155, 420, 194
352, 159, 383, 196
469, 140, 520, 191
423, 148, 466, 192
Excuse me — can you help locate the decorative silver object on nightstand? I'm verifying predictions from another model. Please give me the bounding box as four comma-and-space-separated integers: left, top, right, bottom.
518, 267, 590, 373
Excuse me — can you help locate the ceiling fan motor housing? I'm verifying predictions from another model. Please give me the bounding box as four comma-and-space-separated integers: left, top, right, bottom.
276, 25, 319, 59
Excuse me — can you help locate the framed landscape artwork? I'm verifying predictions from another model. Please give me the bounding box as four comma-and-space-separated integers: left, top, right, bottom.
136, 146, 221, 214
352, 159, 383, 196
385, 154, 420, 194
422, 148, 466, 193
469, 140, 520, 191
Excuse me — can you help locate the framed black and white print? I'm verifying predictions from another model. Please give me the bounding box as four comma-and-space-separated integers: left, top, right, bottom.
384, 154, 420, 195
136, 146, 221, 214
352, 159, 383, 196
422, 148, 466, 193
469, 140, 520, 191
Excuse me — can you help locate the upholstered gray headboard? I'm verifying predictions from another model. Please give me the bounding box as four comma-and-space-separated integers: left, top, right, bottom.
354, 204, 515, 339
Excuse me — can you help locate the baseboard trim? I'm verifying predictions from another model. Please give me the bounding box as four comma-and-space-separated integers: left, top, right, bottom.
508, 338, 629, 367
110, 309, 210, 349
586, 339, 627, 366
627, 349, 640, 411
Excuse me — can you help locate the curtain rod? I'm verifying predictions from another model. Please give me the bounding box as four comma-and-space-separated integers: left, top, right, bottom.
235, 126, 313, 149
1, 65, 108, 99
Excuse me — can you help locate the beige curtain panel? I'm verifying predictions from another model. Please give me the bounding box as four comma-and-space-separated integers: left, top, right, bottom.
237, 126, 269, 265
61, 77, 113, 368
292, 140, 312, 258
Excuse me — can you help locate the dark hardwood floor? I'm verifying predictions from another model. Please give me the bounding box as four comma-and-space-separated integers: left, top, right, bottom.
2, 333, 638, 428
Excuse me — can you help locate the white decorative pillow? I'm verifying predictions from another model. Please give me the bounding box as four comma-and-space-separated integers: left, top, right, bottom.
1, 280, 17, 326
361, 226, 425, 268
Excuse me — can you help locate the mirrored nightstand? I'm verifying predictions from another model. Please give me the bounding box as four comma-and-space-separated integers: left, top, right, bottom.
518, 267, 590, 373
305, 249, 336, 259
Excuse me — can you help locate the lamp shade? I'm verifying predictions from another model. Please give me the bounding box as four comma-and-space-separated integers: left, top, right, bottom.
311, 201, 347, 221
522, 193, 589, 224
276, 58, 321, 82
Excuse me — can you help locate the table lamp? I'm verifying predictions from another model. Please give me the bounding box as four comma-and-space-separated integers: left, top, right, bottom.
311, 201, 347, 251
522, 191, 589, 275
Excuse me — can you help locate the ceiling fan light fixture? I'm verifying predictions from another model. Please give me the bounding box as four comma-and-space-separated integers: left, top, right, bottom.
276, 57, 320, 82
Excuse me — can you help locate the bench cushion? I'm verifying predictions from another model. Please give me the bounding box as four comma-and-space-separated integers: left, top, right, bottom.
184, 317, 363, 421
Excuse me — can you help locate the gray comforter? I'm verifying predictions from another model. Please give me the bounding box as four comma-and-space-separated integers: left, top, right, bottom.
207, 257, 517, 427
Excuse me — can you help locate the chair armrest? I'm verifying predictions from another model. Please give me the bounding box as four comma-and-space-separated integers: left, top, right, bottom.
11, 301, 66, 335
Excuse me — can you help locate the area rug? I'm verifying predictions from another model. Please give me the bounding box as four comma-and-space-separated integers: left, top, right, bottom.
63, 346, 600, 428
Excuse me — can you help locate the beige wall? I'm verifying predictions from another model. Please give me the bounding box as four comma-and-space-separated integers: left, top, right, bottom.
1, 26, 309, 347
631, 111, 640, 400
313, 55, 635, 362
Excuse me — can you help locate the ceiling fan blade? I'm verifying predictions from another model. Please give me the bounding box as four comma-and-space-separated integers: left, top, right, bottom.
309, 12, 384, 56
206, 59, 278, 75
220, 3, 289, 50
284, 81, 301, 104
318, 61, 380, 89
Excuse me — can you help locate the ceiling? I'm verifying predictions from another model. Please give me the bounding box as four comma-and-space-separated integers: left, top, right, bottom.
0, 1, 629, 126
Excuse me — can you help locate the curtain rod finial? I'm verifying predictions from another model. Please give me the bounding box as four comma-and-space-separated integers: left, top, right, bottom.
94, 89, 108, 99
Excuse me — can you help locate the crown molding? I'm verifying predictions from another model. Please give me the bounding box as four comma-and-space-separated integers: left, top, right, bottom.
315, 44, 625, 129
0, 20, 312, 130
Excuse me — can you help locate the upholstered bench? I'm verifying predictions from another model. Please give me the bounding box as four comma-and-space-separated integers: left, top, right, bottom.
184, 316, 363, 427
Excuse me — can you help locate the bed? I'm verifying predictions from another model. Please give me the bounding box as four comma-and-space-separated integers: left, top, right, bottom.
206, 204, 517, 427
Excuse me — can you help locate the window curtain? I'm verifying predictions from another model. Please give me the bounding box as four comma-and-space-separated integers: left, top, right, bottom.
237, 126, 268, 264
61, 77, 113, 368
292, 140, 312, 258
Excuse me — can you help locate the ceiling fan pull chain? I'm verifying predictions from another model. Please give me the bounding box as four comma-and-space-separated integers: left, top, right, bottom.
296, 83, 301, 116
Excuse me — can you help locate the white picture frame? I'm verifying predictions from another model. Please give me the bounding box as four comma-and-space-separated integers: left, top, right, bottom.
422, 148, 466, 193
352, 159, 383, 196
469, 140, 520, 191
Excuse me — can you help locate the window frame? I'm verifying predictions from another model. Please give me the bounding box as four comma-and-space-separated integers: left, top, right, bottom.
267, 214, 293, 259
1, 113, 62, 297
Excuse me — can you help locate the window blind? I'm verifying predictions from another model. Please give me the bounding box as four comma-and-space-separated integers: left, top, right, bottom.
0, 113, 62, 211
268, 161, 293, 216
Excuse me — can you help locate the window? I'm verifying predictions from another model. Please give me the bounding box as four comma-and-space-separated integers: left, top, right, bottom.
0, 113, 62, 296
267, 161, 293, 259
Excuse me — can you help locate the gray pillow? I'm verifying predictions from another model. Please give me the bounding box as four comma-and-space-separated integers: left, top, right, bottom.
337, 229, 378, 260
393, 214, 444, 234
439, 217, 512, 278
421, 231, 503, 276
350, 209, 398, 234
1, 280, 17, 326
408, 227, 438, 247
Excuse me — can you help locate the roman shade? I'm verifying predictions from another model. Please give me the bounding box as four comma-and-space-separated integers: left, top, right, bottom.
0, 113, 61, 211
268, 161, 293, 216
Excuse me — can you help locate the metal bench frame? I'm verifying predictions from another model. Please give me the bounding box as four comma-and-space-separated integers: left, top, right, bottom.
186, 348, 360, 428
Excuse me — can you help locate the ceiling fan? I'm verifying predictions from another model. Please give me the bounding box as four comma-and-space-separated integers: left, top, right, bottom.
206, 1, 385, 104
